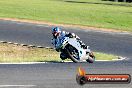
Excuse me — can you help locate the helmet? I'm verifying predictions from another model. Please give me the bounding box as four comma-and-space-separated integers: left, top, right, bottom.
52, 27, 61, 37
52, 27, 61, 33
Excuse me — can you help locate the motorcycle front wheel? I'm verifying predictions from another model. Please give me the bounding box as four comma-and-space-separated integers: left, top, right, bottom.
66, 44, 80, 63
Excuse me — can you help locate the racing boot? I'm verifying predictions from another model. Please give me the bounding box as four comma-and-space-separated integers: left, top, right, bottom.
60, 52, 67, 60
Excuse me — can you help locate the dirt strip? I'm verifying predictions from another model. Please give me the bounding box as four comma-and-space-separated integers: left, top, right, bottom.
0, 18, 129, 33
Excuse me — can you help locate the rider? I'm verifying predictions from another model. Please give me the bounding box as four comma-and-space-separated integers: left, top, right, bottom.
51, 27, 89, 60
51, 27, 88, 49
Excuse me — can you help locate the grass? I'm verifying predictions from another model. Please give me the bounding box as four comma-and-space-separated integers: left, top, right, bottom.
0, 43, 117, 63
0, 43, 60, 62
0, 0, 132, 32
94, 52, 117, 61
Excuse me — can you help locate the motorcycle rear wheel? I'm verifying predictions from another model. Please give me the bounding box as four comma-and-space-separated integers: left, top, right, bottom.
66, 45, 81, 63
86, 52, 95, 63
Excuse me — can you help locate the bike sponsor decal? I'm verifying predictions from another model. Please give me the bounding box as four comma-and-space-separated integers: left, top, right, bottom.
76, 67, 131, 85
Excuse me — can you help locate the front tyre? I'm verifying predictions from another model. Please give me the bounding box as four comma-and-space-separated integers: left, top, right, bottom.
66, 45, 80, 63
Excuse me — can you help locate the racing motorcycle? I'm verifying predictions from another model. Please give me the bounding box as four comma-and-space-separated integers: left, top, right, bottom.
58, 37, 95, 63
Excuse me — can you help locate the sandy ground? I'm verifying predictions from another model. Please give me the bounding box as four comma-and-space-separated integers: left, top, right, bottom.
0, 18, 129, 33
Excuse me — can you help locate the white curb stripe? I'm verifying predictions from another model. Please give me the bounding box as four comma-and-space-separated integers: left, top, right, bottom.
37, 46, 44, 48
7, 42, 13, 44
20, 44, 28, 46
0, 85, 36, 87
28, 45, 35, 47
0, 62, 49, 64
0, 58, 125, 64
0, 41, 7, 43
14, 43, 19, 45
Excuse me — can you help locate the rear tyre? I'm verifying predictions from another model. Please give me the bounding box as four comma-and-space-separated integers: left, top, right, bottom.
86, 52, 95, 63
86, 56, 95, 63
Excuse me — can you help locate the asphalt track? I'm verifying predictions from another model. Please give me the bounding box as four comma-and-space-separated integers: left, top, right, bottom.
0, 20, 132, 88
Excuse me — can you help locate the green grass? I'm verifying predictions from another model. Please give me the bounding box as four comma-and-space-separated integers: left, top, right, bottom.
0, 43, 117, 62
94, 52, 117, 60
0, 0, 132, 31
0, 43, 60, 62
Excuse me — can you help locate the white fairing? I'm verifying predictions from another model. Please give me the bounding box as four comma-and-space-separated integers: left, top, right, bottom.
61, 37, 90, 61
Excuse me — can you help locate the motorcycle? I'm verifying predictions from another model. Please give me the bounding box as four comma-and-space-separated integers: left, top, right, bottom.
58, 37, 95, 63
